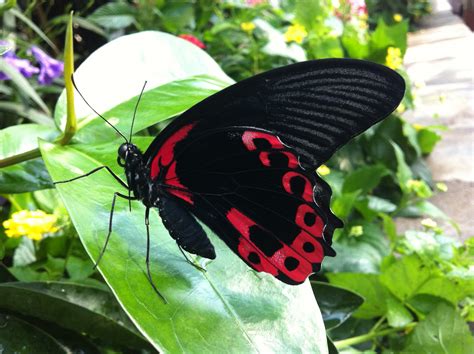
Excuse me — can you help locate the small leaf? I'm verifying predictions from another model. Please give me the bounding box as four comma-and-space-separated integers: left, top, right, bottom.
343, 165, 389, 194
386, 297, 413, 328
312, 281, 364, 330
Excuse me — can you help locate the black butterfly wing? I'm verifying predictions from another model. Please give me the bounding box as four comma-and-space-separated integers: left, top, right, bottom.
144, 58, 405, 169
144, 59, 405, 284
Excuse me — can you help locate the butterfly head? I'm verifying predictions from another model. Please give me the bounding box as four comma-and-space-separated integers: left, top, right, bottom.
117, 143, 141, 167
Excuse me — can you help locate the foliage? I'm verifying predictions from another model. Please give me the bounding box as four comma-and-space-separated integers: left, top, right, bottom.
1, 0, 471, 353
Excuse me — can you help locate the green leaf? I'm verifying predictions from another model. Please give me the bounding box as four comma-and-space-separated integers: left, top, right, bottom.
40, 140, 328, 352
418, 128, 441, 154
0, 312, 67, 353
327, 273, 391, 319
312, 281, 364, 330
342, 165, 389, 194
0, 282, 150, 350
88, 2, 137, 30
391, 141, 412, 192
380, 255, 430, 302
405, 303, 474, 354
0, 124, 58, 193
386, 297, 413, 328
369, 19, 408, 61
54, 31, 232, 143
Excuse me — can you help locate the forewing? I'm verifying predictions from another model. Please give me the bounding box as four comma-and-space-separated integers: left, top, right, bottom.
144, 59, 405, 169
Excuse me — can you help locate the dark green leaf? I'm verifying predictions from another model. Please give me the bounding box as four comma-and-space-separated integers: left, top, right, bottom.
405, 303, 474, 354
312, 281, 364, 330
0, 312, 67, 353
0, 282, 150, 349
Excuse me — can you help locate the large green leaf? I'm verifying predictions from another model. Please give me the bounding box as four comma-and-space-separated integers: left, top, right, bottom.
54, 31, 233, 143
0, 124, 58, 193
405, 303, 474, 354
40, 139, 328, 353
0, 281, 149, 349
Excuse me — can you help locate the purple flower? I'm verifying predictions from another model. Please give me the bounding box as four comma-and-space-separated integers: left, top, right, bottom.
0, 48, 39, 81
29, 46, 64, 85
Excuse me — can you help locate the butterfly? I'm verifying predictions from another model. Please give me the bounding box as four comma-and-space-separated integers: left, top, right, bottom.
56, 59, 404, 301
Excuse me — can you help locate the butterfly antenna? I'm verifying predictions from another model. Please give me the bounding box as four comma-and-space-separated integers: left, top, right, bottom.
71, 74, 129, 142
129, 80, 147, 144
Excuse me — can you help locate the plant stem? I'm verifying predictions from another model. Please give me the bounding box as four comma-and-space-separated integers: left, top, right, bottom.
333, 322, 417, 349
0, 148, 41, 168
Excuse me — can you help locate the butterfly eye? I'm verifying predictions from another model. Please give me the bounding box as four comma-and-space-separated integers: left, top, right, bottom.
117, 156, 126, 167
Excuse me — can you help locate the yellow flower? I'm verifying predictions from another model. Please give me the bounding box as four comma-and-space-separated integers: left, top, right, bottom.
385, 47, 403, 70
349, 225, 364, 237
284, 24, 307, 44
241, 22, 256, 33
2, 210, 58, 241
421, 218, 437, 229
393, 13, 403, 22
317, 164, 331, 176
436, 182, 448, 192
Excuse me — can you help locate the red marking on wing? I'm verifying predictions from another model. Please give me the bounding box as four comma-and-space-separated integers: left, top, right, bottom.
227, 208, 278, 276
291, 231, 324, 264
150, 123, 196, 179
164, 162, 193, 204
151, 123, 197, 205
168, 189, 193, 204
259, 151, 298, 169
226, 208, 314, 283
242, 131, 284, 151
282, 171, 313, 202
295, 204, 324, 236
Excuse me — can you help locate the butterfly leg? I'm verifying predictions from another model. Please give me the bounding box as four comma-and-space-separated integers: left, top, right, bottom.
145, 207, 168, 304
178, 246, 207, 272
93, 192, 136, 269
54, 166, 129, 189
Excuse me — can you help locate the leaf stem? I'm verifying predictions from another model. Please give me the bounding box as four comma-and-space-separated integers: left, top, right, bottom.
333, 322, 417, 349
0, 148, 41, 168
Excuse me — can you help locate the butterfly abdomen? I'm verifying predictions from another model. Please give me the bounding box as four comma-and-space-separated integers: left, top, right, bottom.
157, 194, 216, 259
